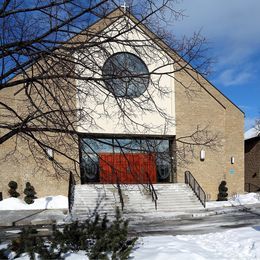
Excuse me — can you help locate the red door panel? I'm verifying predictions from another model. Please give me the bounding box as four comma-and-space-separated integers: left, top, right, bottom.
99, 153, 156, 184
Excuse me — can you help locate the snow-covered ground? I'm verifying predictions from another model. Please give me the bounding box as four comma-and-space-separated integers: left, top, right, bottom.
132, 226, 260, 260
1, 193, 260, 259
2, 226, 259, 259
206, 192, 260, 208
0, 195, 68, 210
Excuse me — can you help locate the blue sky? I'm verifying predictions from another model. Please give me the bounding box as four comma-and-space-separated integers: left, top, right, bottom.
172, 0, 260, 130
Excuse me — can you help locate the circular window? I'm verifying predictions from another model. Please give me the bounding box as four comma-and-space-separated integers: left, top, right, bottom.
102, 52, 149, 98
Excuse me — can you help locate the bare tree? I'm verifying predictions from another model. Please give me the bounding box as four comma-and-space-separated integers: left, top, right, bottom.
0, 0, 217, 182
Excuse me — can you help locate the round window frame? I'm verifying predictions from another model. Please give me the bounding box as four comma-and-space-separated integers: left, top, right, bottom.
102, 52, 150, 99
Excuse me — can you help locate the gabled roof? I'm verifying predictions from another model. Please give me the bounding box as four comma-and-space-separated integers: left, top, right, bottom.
9, 7, 244, 115
71, 7, 244, 115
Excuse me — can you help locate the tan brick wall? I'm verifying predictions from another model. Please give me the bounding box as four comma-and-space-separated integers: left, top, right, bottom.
0, 137, 76, 199
0, 77, 80, 199
175, 69, 244, 200
0, 8, 244, 201
1, 69, 244, 201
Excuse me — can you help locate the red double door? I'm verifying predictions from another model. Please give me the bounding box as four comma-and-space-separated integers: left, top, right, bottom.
99, 153, 157, 184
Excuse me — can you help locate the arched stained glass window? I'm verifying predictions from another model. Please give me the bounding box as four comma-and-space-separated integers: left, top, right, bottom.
102, 52, 149, 98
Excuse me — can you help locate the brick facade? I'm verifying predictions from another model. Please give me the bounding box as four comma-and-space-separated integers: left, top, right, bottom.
0, 9, 245, 201
175, 70, 244, 200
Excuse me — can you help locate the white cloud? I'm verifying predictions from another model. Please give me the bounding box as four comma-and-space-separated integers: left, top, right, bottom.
217, 68, 253, 86
169, 0, 260, 125
174, 0, 260, 45
172, 0, 260, 67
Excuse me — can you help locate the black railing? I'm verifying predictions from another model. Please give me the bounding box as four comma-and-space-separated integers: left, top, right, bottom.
146, 172, 158, 210
116, 181, 124, 211
68, 171, 76, 213
185, 171, 206, 208
245, 183, 260, 192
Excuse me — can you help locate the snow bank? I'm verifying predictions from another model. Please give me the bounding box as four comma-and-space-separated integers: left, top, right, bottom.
206, 192, 260, 208
231, 192, 260, 205
132, 227, 260, 260
0, 196, 68, 210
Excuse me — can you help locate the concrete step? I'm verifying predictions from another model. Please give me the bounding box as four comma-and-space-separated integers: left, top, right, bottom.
74, 184, 192, 191
72, 205, 205, 219
73, 200, 202, 206
71, 183, 204, 220
73, 199, 202, 205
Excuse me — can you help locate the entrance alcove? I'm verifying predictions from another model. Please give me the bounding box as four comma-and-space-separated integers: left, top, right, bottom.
79, 136, 175, 184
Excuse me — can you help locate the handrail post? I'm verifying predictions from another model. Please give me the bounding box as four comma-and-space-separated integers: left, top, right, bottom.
146, 172, 158, 210
68, 171, 76, 213
116, 181, 124, 211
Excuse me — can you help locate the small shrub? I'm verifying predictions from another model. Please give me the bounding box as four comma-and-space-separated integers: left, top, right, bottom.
6, 208, 137, 259
217, 180, 228, 201
24, 182, 37, 204
8, 181, 20, 198
87, 207, 137, 260
51, 207, 137, 259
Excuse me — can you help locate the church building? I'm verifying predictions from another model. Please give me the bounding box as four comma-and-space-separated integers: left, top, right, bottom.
0, 8, 244, 211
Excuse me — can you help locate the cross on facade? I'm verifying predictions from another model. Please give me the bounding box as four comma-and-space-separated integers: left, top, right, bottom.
121, 1, 129, 12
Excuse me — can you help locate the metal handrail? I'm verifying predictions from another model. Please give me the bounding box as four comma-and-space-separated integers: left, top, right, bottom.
68, 171, 76, 213
145, 172, 158, 210
185, 171, 206, 208
116, 181, 124, 211
245, 182, 260, 192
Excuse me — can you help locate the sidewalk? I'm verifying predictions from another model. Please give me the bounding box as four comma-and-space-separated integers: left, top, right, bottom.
1, 202, 260, 228
129, 203, 260, 236
0, 209, 68, 227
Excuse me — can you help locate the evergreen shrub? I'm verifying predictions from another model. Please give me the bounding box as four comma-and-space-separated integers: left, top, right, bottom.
217, 180, 228, 201
24, 182, 37, 204
8, 181, 20, 198
3, 207, 137, 259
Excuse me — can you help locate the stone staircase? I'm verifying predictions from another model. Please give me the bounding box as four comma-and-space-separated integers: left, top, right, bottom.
71, 183, 204, 220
